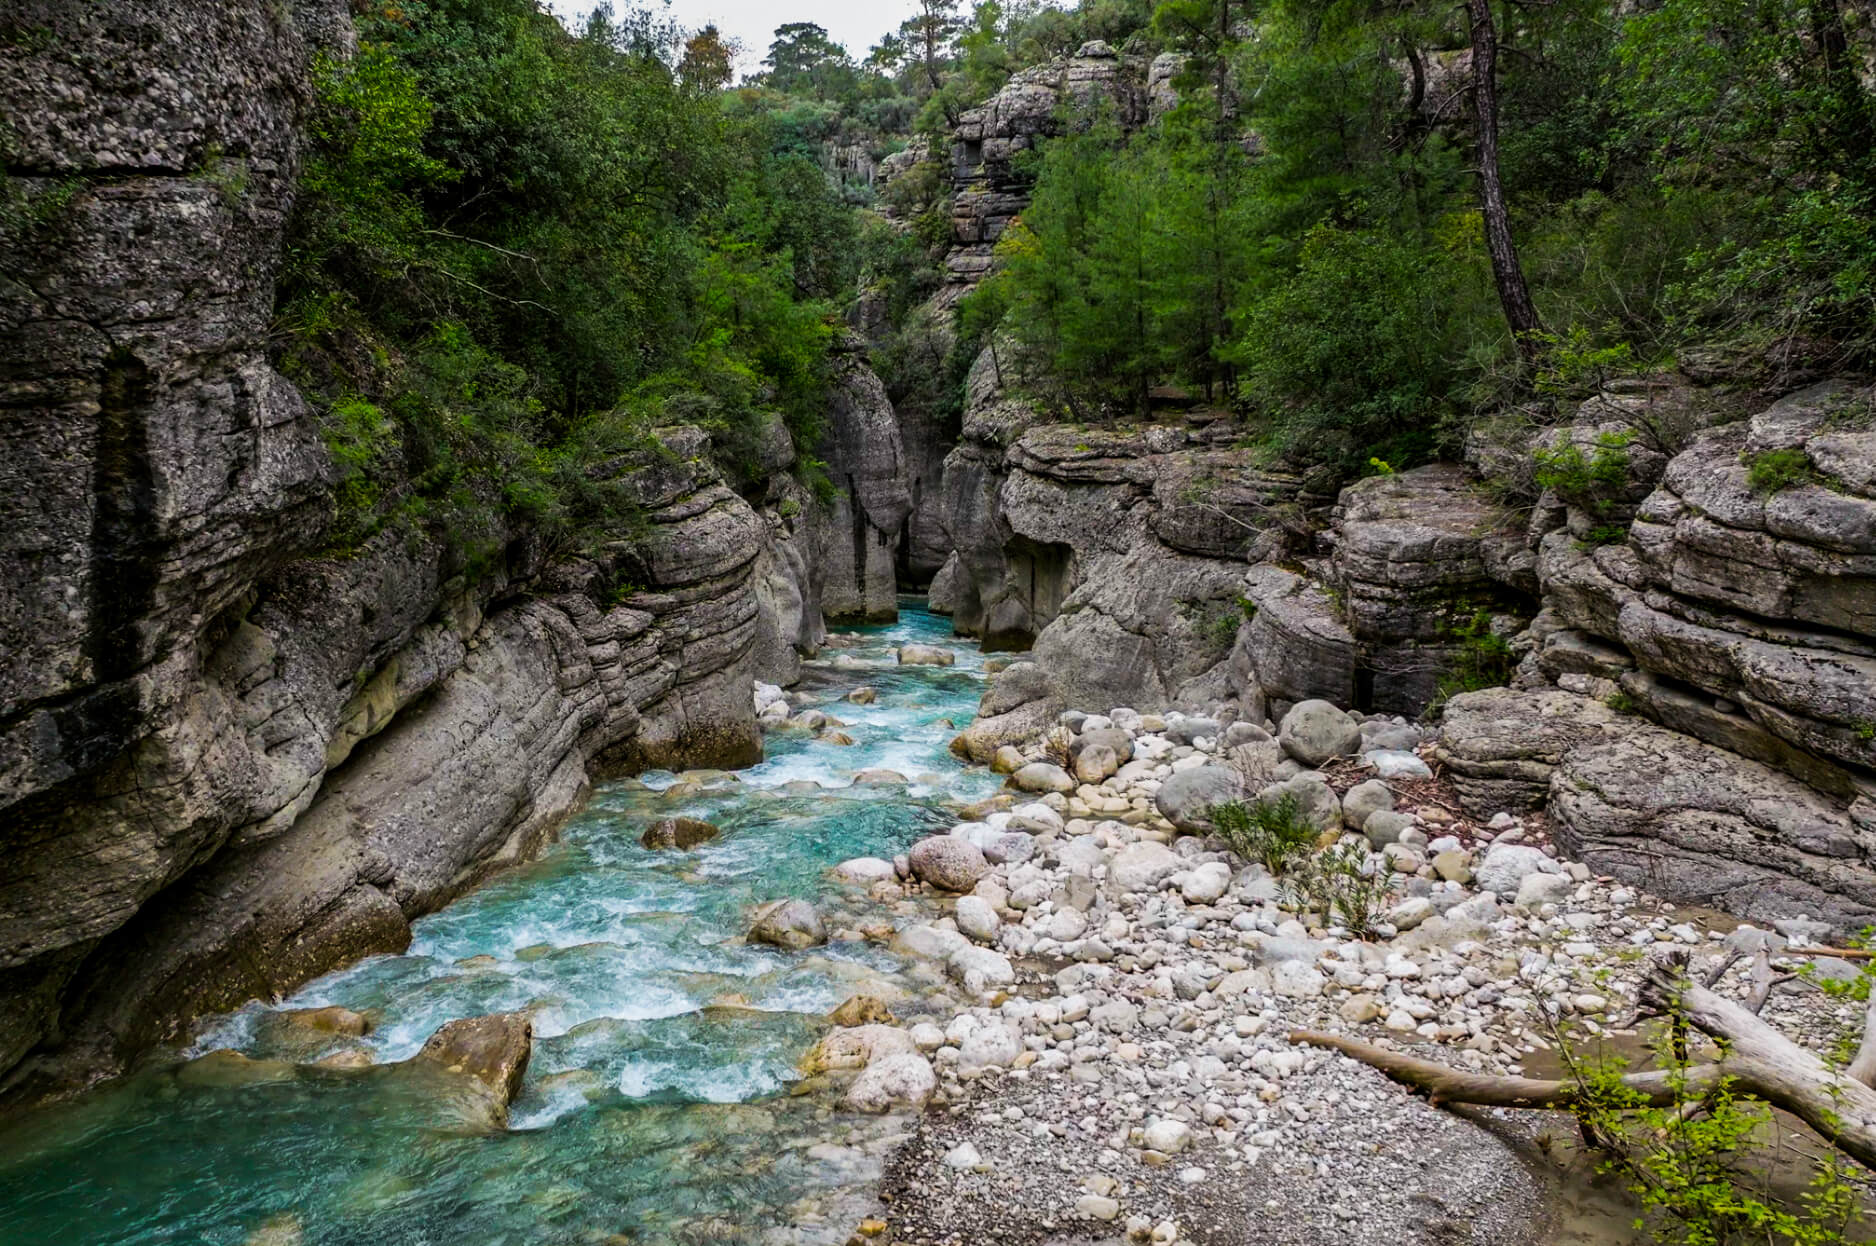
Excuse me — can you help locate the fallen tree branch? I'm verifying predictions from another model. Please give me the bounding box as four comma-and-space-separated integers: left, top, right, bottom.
1289, 948, 1876, 1172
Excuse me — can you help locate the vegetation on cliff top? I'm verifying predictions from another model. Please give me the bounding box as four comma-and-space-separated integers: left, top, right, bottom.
280, 0, 1876, 552
279, 0, 855, 566
740, 0, 1873, 472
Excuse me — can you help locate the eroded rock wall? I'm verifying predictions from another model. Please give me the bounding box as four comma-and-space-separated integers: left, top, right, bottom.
935, 347, 1320, 726
1432, 380, 1876, 932
811, 341, 913, 622
0, 1, 781, 1101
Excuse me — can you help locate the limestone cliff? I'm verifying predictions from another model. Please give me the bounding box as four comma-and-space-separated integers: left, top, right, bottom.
0, 0, 788, 1102
937, 346, 1326, 751
1226, 377, 1876, 933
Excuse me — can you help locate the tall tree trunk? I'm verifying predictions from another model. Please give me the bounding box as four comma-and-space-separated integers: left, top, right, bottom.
1465, 0, 1543, 363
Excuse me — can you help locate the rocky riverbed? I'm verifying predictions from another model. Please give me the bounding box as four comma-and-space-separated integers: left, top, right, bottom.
815, 697, 1876, 1245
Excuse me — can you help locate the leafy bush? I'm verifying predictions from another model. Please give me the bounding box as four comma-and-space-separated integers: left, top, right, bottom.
1565, 1036, 1862, 1245
1437, 608, 1516, 699
1211, 795, 1317, 875
1743, 448, 1814, 496
1232, 224, 1483, 468
1286, 841, 1393, 938
1533, 430, 1633, 497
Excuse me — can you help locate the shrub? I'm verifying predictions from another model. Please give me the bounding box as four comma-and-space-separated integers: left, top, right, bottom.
1564, 1032, 1862, 1245
1437, 608, 1516, 699
1212, 795, 1317, 875
1286, 841, 1392, 938
1743, 448, 1813, 495
1532, 429, 1633, 498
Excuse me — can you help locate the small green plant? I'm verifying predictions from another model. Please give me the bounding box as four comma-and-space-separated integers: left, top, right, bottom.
796, 456, 838, 507
1533, 325, 1635, 396
1287, 840, 1393, 937
1205, 603, 1242, 648
1533, 429, 1634, 501
777, 497, 801, 519
1604, 691, 1642, 715
1437, 608, 1516, 699
1578, 523, 1631, 548
1212, 795, 1318, 875
1853, 720, 1876, 743
1367, 456, 1396, 476
1564, 1023, 1863, 1246
1743, 447, 1814, 495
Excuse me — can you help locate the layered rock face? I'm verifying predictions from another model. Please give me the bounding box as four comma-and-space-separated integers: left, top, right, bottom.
1435, 381, 1876, 931
811, 342, 914, 622
1235, 464, 1535, 720
937, 351, 1319, 734
0, 1, 777, 1101
941, 42, 1148, 302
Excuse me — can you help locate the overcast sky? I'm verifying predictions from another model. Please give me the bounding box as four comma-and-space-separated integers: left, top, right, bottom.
544, 0, 925, 76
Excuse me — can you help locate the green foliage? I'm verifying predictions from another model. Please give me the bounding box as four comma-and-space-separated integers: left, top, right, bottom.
1743, 448, 1814, 496
1533, 430, 1636, 525
1534, 325, 1636, 397
1604, 691, 1642, 715
1565, 1023, 1862, 1245
279, 0, 848, 567
1287, 841, 1393, 939
930, 0, 1873, 483
1232, 222, 1488, 468
1579, 523, 1632, 549
1212, 795, 1318, 875
1437, 609, 1516, 699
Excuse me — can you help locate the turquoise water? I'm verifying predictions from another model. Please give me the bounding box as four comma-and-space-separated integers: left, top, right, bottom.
0, 602, 994, 1246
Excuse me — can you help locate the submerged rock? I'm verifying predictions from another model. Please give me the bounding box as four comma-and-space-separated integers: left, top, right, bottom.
276, 1005, 371, 1037
829, 995, 897, 1027
898, 644, 957, 666
640, 817, 722, 850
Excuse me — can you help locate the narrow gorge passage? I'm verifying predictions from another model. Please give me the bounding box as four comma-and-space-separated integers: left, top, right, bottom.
0, 604, 996, 1246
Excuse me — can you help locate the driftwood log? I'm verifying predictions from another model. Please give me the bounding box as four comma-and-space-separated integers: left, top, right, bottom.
1290, 949, 1876, 1172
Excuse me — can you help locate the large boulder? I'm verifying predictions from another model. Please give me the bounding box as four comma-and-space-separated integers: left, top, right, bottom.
909, 836, 990, 891
845, 1051, 937, 1113
1010, 762, 1075, 793
409, 1012, 533, 1128
1434, 687, 1629, 818
1331, 464, 1534, 644
1238, 565, 1360, 711
747, 898, 828, 950
1155, 765, 1246, 833
1549, 723, 1876, 934
1109, 841, 1183, 891
1474, 844, 1560, 897
1278, 700, 1362, 766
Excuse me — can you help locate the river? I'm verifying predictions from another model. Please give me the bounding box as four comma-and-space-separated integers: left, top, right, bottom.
0, 601, 996, 1246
